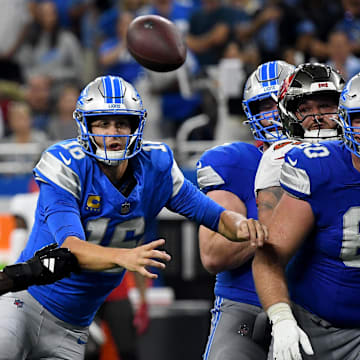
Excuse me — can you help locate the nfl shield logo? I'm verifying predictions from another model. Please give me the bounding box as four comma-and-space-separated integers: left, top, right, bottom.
237, 323, 249, 336
121, 202, 130, 214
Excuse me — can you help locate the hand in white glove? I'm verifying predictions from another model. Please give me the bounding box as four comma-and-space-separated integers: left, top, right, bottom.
267, 303, 314, 360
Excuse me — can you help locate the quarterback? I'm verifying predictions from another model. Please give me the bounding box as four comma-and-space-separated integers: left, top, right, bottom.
0, 75, 266, 360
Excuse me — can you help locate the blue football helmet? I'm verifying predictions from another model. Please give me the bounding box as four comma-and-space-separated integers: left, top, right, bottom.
339, 73, 360, 157
73, 76, 147, 165
242, 60, 295, 143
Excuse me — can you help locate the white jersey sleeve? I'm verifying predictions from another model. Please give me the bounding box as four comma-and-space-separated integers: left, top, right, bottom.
254, 139, 301, 193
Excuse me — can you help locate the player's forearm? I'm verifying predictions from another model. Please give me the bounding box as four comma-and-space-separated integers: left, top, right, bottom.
62, 236, 129, 271
199, 225, 255, 273
252, 245, 290, 311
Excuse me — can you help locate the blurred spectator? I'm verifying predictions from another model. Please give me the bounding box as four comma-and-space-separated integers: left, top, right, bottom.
0, 80, 27, 137
99, 12, 145, 84
19, 0, 83, 88
47, 84, 80, 140
29, 0, 90, 37
326, 31, 360, 81
298, 0, 343, 61
0, 0, 32, 83
25, 74, 53, 131
141, 0, 202, 139
141, 0, 193, 33
335, 0, 360, 57
222, 41, 258, 70
247, 0, 313, 63
147, 53, 203, 139
0, 101, 47, 171
3, 102, 48, 146
186, 0, 233, 68
98, 0, 148, 40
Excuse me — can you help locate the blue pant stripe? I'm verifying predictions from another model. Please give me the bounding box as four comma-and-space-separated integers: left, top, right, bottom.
203, 296, 223, 360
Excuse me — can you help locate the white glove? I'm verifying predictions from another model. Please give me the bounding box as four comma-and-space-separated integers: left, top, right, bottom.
267, 303, 314, 360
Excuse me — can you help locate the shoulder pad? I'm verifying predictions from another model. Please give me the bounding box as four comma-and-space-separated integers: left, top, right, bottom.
197, 142, 260, 191
34, 140, 87, 200
280, 142, 331, 198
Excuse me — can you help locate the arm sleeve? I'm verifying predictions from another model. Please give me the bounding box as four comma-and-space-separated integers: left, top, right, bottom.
167, 178, 225, 232
39, 182, 86, 245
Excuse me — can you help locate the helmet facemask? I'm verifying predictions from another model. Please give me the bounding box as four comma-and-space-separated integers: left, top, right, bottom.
278, 63, 345, 142
339, 74, 360, 158
283, 92, 342, 143
243, 93, 286, 142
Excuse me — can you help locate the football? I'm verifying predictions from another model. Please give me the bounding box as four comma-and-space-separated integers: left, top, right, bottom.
126, 15, 187, 72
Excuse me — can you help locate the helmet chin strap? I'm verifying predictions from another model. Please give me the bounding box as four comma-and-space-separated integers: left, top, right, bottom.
303, 129, 340, 143
91, 137, 136, 166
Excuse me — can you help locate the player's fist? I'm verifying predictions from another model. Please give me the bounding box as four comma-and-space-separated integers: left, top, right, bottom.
239, 218, 268, 247
218, 210, 268, 246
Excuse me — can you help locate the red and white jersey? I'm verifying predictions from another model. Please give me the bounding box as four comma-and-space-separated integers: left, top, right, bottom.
255, 139, 302, 193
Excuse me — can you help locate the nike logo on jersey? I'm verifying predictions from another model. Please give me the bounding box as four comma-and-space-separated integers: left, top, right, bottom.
275, 156, 285, 160
288, 157, 298, 167
59, 152, 71, 165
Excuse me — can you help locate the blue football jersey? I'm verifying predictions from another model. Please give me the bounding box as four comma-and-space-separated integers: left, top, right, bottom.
197, 142, 262, 306
18, 139, 224, 326
280, 141, 360, 327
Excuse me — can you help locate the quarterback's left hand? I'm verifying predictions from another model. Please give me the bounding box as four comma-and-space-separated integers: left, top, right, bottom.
133, 301, 149, 335
237, 218, 268, 247
219, 210, 268, 246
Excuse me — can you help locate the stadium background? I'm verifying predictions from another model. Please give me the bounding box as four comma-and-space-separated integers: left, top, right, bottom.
0, 0, 358, 358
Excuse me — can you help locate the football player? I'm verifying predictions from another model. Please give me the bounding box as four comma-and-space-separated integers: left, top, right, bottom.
255, 63, 345, 226
197, 61, 295, 360
0, 75, 267, 360
252, 73, 360, 359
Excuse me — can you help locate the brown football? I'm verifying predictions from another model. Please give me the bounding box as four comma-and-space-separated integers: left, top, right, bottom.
126, 15, 187, 72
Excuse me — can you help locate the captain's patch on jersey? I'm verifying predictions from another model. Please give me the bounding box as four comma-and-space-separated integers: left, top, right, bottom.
86, 195, 101, 212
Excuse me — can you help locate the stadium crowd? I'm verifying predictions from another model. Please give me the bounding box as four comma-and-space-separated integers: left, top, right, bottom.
0, 0, 359, 145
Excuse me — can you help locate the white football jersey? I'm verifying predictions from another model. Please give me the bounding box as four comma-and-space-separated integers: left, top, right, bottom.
255, 139, 302, 193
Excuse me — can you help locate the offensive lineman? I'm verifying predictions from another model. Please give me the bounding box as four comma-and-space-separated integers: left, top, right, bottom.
253, 72, 360, 359
0, 75, 266, 360
197, 61, 295, 360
